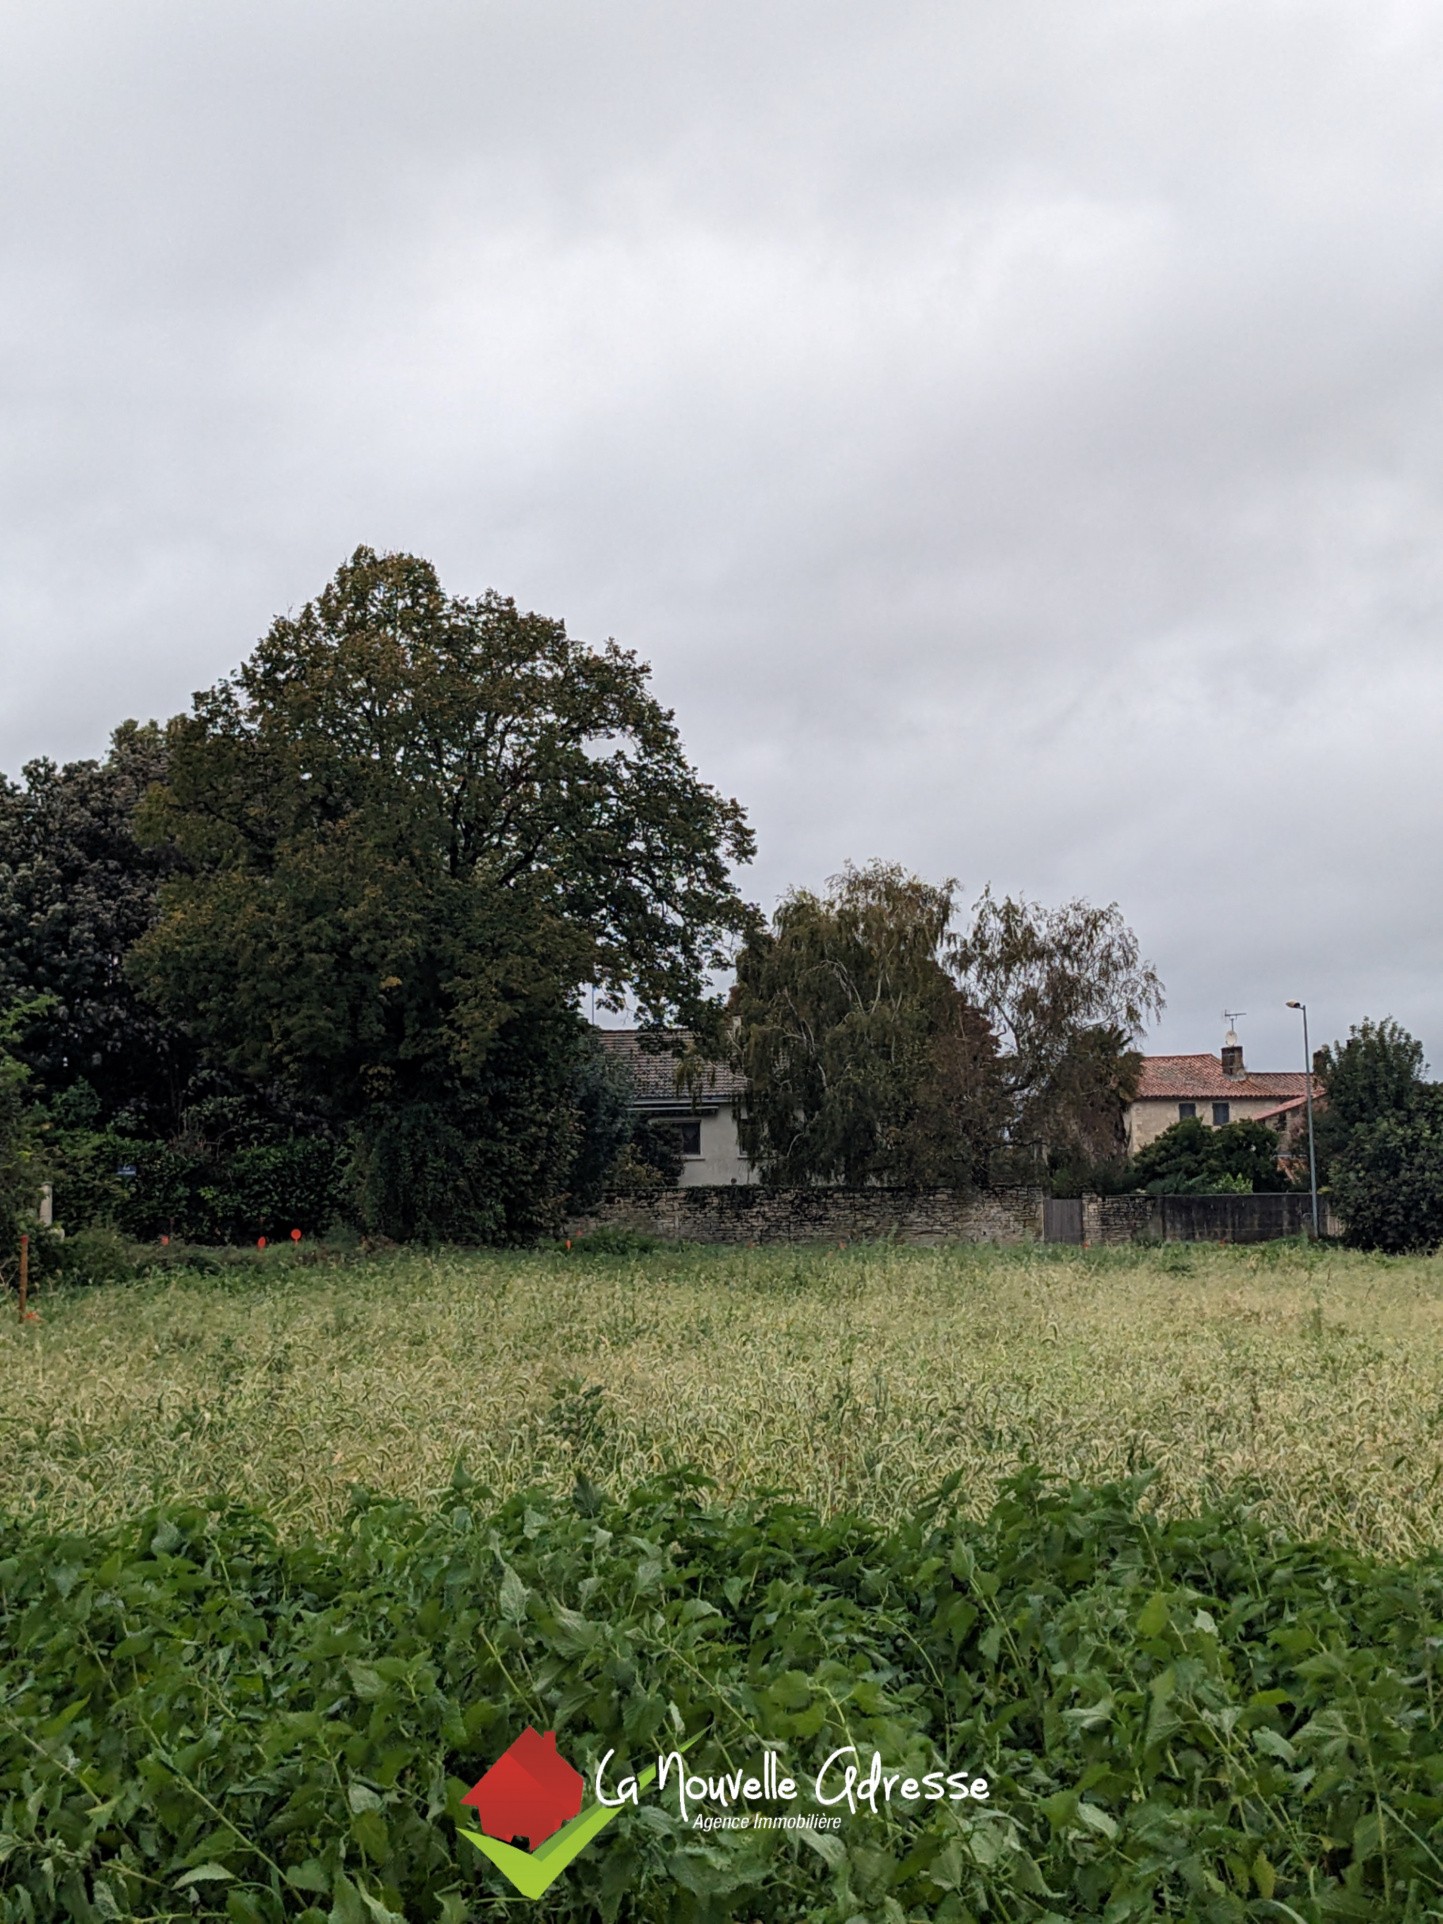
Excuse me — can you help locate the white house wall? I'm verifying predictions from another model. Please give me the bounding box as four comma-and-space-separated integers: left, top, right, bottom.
678, 1100, 754, 1187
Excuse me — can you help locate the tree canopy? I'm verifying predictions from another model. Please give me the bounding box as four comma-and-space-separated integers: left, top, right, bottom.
1312, 1017, 1428, 1184
0, 1001, 46, 1255
130, 548, 756, 1237
733, 863, 1003, 1187
952, 889, 1160, 1172
0, 723, 188, 1127
1311, 1017, 1442, 1251
1332, 1090, 1443, 1254
731, 864, 1159, 1189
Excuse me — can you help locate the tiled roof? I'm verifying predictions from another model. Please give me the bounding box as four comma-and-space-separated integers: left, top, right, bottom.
595, 1027, 748, 1104
1250, 1094, 1311, 1122
1135, 1054, 1319, 1102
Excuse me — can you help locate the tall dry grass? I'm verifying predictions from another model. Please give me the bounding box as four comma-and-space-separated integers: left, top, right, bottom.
4, 1239, 1443, 1553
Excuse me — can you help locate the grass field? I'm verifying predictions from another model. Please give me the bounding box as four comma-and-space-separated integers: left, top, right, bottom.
6, 1238, 1443, 1919
4, 1236, 1443, 1556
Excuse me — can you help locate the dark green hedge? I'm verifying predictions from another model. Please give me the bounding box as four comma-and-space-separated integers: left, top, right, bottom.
2, 1470, 1440, 1921
47, 1130, 342, 1244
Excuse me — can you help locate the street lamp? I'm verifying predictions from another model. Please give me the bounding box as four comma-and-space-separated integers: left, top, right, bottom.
1285, 1001, 1320, 1238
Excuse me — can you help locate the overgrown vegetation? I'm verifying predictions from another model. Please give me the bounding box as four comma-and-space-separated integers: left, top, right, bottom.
7, 1242, 1443, 1558
4, 1244, 1443, 1918
3, 1462, 1442, 1921
1129, 1117, 1292, 1196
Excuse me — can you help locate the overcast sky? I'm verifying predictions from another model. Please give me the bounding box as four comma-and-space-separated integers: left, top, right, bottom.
3, 0, 1441, 1069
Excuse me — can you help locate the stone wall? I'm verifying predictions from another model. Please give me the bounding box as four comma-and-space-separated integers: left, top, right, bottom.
568, 1185, 1046, 1246
567, 1184, 1337, 1248
1098, 1195, 1154, 1243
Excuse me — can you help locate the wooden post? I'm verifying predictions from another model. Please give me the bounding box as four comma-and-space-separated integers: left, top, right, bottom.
18, 1232, 28, 1322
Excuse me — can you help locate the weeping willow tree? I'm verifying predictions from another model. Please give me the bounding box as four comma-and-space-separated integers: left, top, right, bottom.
734, 864, 1162, 1190
732, 863, 1003, 1187
954, 889, 1162, 1182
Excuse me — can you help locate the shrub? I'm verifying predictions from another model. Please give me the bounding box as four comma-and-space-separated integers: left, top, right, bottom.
1333, 1090, 1443, 1253
1130, 1116, 1286, 1194
47, 1129, 341, 1244
53, 1225, 137, 1287
198, 1137, 342, 1242
565, 1224, 669, 1256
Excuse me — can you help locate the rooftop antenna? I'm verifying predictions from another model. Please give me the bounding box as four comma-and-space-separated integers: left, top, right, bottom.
1222, 1009, 1246, 1035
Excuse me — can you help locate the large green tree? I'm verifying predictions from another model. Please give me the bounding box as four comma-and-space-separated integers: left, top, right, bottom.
951, 890, 1161, 1178
132, 548, 755, 1239
0, 724, 189, 1127
0, 1002, 46, 1262
733, 863, 1003, 1187
1312, 1017, 1428, 1183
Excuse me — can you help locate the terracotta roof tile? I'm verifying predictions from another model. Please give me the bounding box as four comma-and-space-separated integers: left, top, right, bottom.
1249, 1094, 1312, 1122
1135, 1054, 1319, 1102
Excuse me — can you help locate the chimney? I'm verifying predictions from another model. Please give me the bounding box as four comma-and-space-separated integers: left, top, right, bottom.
1221, 1027, 1244, 1078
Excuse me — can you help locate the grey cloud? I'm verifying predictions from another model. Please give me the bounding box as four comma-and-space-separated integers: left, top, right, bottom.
3, 0, 1442, 1072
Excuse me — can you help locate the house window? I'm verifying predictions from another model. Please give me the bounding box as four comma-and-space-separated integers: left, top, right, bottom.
1178, 1102, 1196, 1120
1212, 1102, 1230, 1126
678, 1120, 702, 1158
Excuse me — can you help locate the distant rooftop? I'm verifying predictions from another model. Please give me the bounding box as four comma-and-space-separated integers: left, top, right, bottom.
1136, 1054, 1317, 1102
595, 1027, 747, 1104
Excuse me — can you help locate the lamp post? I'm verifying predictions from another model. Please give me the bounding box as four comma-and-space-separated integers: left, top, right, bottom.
1285, 1001, 1320, 1238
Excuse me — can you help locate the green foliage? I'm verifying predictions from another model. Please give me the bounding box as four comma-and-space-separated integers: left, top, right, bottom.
1130, 1117, 1288, 1195
0, 724, 190, 1128
2, 1470, 1440, 1921
1307, 1018, 1443, 1251
1313, 1017, 1430, 1187
342, 1007, 601, 1243
734, 874, 1159, 1190
130, 550, 754, 1212
51, 1225, 139, 1287
0, 1000, 47, 1258
565, 1034, 639, 1210
1333, 1088, 1443, 1254
734, 863, 1003, 1187
1316, 1018, 1428, 1135
47, 1125, 341, 1243
612, 1114, 688, 1190
565, 1225, 669, 1255
954, 891, 1159, 1172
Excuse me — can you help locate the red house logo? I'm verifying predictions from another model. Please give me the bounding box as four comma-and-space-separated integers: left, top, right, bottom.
461, 1727, 585, 1850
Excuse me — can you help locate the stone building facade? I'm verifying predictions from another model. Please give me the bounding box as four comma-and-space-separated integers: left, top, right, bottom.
1125, 1031, 1319, 1154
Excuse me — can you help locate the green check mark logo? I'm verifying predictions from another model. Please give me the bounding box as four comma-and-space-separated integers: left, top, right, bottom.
459, 1760, 661, 1899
